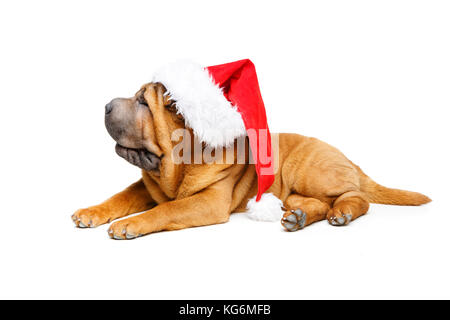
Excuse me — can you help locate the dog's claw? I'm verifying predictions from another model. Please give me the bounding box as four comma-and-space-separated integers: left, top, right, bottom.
107, 227, 139, 240
78, 220, 88, 228
126, 233, 138, 240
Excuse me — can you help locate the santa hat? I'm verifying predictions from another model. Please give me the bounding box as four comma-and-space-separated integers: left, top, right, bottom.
152, 59, 283, 221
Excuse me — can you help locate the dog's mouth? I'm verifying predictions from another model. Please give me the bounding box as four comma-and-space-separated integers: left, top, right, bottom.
115, 144, 161, 172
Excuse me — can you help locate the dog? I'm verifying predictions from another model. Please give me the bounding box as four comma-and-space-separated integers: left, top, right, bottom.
72, 82, 430, 239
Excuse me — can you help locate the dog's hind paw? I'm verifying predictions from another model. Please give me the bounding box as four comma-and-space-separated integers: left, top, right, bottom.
281, 209, 307, 232
327, 210, 352, 226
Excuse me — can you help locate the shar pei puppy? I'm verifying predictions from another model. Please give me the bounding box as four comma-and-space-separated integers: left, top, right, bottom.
72, 69, 430, 240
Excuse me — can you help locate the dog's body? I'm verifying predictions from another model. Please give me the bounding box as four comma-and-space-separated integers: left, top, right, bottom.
73, 83, 430, 239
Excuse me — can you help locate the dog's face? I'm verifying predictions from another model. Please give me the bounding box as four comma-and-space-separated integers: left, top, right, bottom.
104, 83, 177, 172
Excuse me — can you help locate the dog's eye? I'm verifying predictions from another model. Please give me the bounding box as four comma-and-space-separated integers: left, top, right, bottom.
137, 94, 148, 106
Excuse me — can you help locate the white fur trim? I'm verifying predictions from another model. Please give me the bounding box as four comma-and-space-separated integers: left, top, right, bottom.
152, 61, 246, 148
246, 193, 284, 222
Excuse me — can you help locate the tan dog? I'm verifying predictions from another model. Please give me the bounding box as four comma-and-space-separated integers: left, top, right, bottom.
72, 83, 430, 239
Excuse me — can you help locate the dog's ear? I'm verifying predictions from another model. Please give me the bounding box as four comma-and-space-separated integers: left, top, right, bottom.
142, 82, 185, 197
151, 83, 184, 122
140, 83, 178, 112
141, 82, 185, 134
142, 83, 184, 147
146, 82, 171, 105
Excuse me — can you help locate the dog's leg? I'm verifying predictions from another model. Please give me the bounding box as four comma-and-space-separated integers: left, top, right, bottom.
281, 194, 330, 231
107, 181, 232, 240
72, 179, 154, 228
327, 191, 369, 226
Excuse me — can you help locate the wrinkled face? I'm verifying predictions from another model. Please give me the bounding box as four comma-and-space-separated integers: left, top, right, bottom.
104, 85, 166, 172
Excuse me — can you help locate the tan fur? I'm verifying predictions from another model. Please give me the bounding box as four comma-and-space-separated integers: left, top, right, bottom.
72, 83, 431, 239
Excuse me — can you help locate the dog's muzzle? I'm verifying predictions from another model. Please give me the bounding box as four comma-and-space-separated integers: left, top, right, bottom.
115, 144, 161, 171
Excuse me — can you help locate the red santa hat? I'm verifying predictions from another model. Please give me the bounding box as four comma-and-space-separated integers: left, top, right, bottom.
152, 59, 283, 221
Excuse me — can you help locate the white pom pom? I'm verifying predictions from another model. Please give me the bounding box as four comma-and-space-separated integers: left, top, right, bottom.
246, 193, 284, 222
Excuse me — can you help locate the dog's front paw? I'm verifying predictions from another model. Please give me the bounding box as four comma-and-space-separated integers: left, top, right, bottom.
281, 209, 307, 232
72, 207, 112, 228
107, 218, 142, 240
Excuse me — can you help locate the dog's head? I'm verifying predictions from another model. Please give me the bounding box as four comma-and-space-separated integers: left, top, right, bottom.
105, 83, 185, 173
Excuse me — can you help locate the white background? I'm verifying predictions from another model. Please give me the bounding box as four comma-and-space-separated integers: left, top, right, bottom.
0, 0, 449, 299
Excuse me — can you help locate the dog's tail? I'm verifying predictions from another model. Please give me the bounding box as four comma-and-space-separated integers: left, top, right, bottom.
357, 166, 431, 206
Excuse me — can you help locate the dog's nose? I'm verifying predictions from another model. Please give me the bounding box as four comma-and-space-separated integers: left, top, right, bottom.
105, 102, 113, 115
